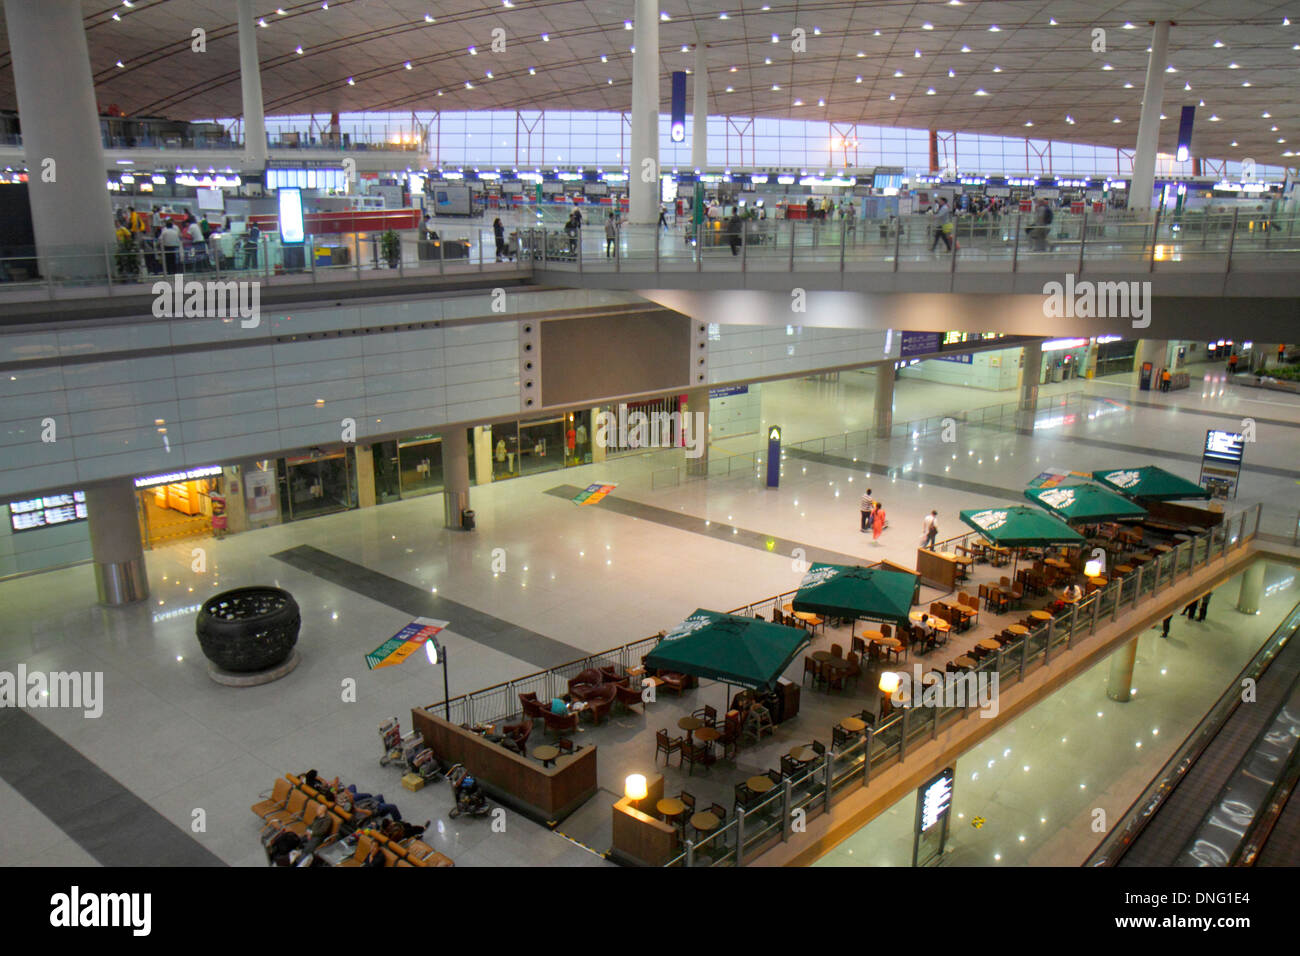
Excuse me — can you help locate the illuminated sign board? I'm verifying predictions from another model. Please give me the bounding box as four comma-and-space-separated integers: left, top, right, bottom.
1203, 430, 1244, 464
913, 766, 955, 866
133, 466, 222, 489
277, 187, 305, 244
8, 491, 87, 533
920, 771, 953, 830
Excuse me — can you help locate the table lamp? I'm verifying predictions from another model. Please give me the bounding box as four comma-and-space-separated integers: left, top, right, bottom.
625, 773, 648, 804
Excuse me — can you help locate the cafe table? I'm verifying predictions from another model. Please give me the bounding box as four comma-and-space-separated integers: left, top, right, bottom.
747, 775, 776, 794
910, 611, 951, 632
691, 811, 721, 837
657, 797, 686, 823
694, 726, 721, 754
1030, 610, 1052, 623
789, 746, 820, 764
1045, 557, 1071, 569
677, 716, 704, 741
1153, 544, 1173, 554
533, 744, 560, 768
977, 639, 1002, 652
840, 716, 867, 733
861, 630, 884, 643
952, 656, 976, 672
1006, 624, 1029, 636
1114, 564, 1133, 576
811, 650, 834, 663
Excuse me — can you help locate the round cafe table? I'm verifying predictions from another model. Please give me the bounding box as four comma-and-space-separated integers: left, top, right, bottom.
691, 811, 720, 836
747, 775, 775, 794
977, 639, 1002, 652
1114, 564, 1133, 575
872, 636, 901, 650
789, 746, 819, 764
840, 716, 867, 733
812, 650, 834, 663
952, 656, 976, 672
1030, 610, 1052, 622
694, 726, 721, 752
657, 798, 686, 822
533, 745, 559, 767
861, 630, 884, 643
677, 716, 703, 740
1153, 544, 1173, 554
1006, 624, 1029, 636
1045, 557, 1070, 569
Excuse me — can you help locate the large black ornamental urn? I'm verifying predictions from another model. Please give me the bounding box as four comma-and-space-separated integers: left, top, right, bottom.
196, 587, 301, 679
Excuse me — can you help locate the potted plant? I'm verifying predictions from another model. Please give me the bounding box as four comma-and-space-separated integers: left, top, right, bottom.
381, 229, 401, 268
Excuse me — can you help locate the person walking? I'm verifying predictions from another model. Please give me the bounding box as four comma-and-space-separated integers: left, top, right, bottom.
860, 488, 874, 532
727, 213, 742, 256
1182, 598, 1199, 618
1029, 198, 1052, 251
1227, 352, 1239, 375
1160, 367, 1172, 392
658, 205, 669, 231
930, 197, 953, 252
1161, 615, 1172, 638
604, 213, 617, 258
871, 501, 887, 544
158, 219, 183, 274
492, 217, 506, 260
921, 510, 939, 549
1197, 592, 1211, 622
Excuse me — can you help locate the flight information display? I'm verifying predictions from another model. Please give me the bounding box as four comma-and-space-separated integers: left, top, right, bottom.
8, 491, 87, 532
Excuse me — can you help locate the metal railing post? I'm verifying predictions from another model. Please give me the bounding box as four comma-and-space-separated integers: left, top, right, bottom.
354, 232, 361, 278
839, 220, 847, 271
1077, 209, 1088, 274
616, 223, 622, 273
685, 838, 695, 868
1148, 208, 1162, 273
104, 244, 114, 294
654, 222, 660, 271
695, 222, 702, 272
781, 779, 793, 841
1011, 213, 1021, 271
735, 808, 746, 866
741, 221, 748, 273
1225, 209, 1240, 274
823, 756, 833, 812
1021, 631, 1029, 671
863, 731, 873, 786
892, 219, 902, 272
439, 232, 446, 273
899, 707, 910, 761
478, 229, 485, 273
789, 221, 796, 271
577, 227, 583, 276
1043, 621, 1054, 665
1090, 596, 1100, 635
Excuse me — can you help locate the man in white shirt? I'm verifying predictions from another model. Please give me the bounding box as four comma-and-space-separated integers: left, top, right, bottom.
860, 488, 874, 532
186, 220, 206, 270
921, 510, 939, 549
158, 221, 182, 274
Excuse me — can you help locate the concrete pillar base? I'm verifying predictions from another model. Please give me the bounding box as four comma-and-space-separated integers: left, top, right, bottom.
94, 557, 149, 606
1105, 638, 1139, 702
1237, 561, 1265, 615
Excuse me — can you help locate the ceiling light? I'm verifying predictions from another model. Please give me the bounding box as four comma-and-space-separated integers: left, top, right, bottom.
974, 89, 988, 96
276, 6, 286, 13
1049, 17, 1057, 25
660, 11, 670, 21
1228, 62, 1239, 69
818, 98, 825, 106
771, 34, 779, 43
624, 20, 631, 29
948, 68, 955, 77
961, 45, 971, 53
914, 49, 922, 57
257, 17, 267, 27
874, 30, 881, 36
346, 76, 355, 85
1279, 138, 1287, 143
923, 23, 934, 30
469, 46, 477, 54
989, 25, 1000, 32
465, 81, 473, 89
1024, 120, 1033, 126
889, 93, 896, 100
1230, 140, 1237, 147
1286, 17, 1293, 25
1209, 114, 1220, 121
894, 69, 904, 77
1065, 115, 1075, 124
122, 0, 133, 5
856, 51, 865, 57
764, 57, 772, 64
541, 33, 549, 41
607, 78, 613, 84
719, 12, 728, 19
1213, 40, 1224, 48
528, 67, 536, 75
1263, 112, 1271, 118
1242, 81, 1252, 87
600, 55, 607, 62
1122, 22, 1135, 29
485, 71, 493, 78
813, 27, 821, 35
730, 66, 737, 72
1165, 65, 1177, 73
855, 76, 862, 83
725, 86, 734, 92
1102, 63, 1113, 70
793, 99, 803, 106
1184, 82, 1192, 91
424, 13, 433, 22
992, 66, 1002, 72
115, 59, 124, 68
1124, 82, 1134, 88
112, 12, 120, 20
681, 45, 689, 52
772, 84, 780, 90
295, 45, 303, 54
926, 88, 935, 95
1159, 113, 1166, 120
404, 61, 411, 69
1272, 125, 1279, 131
1112, 116, 1121, 123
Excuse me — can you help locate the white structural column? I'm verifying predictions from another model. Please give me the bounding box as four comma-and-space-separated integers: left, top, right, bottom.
691, 43, 708, 170
1106, 638, 1139, 702
3, 0, 115, 278
873, 362, 895, 438
236, 0, 269, 171
685, 388, 711, 476
1133, 338, 1170, 389
1127, 20, 1172, 213
442, 427, 471, 529
85, 480, 149, 606
629, 0, 661, 224
1014, 341, 1043, 433
1237, 560, 1265, 615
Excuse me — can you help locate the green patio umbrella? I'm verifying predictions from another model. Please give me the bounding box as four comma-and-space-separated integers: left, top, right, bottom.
1023, 483, 1148, 523
1091, 466, 1211, 502
645, 609, 810, 693
958, 506, 1087, 547
791, 563, 917, 636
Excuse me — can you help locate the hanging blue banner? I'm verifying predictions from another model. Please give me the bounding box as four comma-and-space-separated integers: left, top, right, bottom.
670, 71, 687, 142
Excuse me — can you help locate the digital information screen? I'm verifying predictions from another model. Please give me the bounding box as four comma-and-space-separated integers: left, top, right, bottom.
8, 491, 87, 533
1203, 429, 1245, 463
277, 187, 305, 244
912, 766, 954, 867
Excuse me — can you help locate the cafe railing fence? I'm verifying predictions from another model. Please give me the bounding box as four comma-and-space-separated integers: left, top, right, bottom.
669, 504, 1260, 866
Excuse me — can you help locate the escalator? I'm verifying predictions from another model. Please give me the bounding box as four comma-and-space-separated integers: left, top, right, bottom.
1088, 601, 1300, 866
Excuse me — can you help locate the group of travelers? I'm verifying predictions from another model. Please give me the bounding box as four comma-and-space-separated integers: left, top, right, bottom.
859, 488, 889, 544
115, 205, 252, 273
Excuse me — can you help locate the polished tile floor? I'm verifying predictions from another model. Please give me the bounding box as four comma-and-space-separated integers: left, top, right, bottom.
0, 362, 1295, 866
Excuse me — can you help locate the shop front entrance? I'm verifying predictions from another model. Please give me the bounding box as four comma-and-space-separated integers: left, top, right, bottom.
134, 466, 224, 547
279, 450, 356, 520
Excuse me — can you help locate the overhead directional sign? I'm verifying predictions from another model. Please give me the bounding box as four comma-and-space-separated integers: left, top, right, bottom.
365, 618, 449, 670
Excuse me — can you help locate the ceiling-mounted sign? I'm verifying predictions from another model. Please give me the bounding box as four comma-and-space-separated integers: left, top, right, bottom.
134, 466, 222, 489
670, 71, 687, 142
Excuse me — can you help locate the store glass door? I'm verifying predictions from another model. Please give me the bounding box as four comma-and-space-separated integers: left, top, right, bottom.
398, 436, 444, 497
281, 451, 355, 519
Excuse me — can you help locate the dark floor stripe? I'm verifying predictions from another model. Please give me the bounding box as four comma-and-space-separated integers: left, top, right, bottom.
783, 448, 1027, 503
543, 485, 867, 567
1082, 385, 1300, 430
0, 708, 226, 867
270, 545, 587, 669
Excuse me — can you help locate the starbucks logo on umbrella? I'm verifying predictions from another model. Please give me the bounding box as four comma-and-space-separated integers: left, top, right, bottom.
1039, 488, 1076, 510
971, 509, 1008, 532
1104, 469, 1141, 489
799, 565, 839, 588
662, 614, 712, 641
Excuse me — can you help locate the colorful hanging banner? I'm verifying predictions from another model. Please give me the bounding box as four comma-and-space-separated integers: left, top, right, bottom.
365, 617, 449, 670
572, 482, 617, 506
